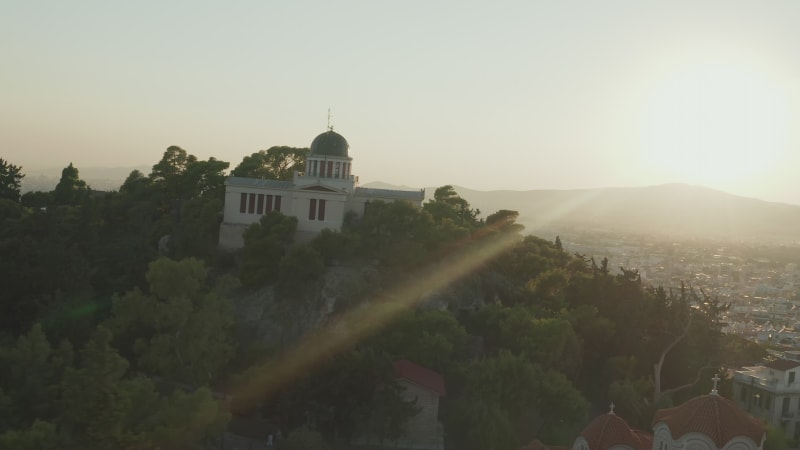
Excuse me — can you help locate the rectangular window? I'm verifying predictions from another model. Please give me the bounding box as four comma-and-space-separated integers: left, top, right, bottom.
790, 372, 796, 384
257, 194, 264, 214
266, 195, 273, 212
327, 161, 333, 178
318, 199, 326, 221
312, 160, 318, 176
783, 397, 790, 414
309, 199, 317, 220
334, 162, 340, 178
248, 193, 256, 214
239, 193, 247, 213
275, 195, 282, 212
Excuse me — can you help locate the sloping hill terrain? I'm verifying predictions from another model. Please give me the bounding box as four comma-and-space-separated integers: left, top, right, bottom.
441, 183, 800, 243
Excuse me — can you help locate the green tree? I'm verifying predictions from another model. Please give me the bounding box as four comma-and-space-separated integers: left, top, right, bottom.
278, 426, 331, 450
181, 156, 229, 199
240, 212, 298, 287
352, 200, 435, 267
766, 424, 791, 450
446, 351, 587, 449
0, 324, 73, 430
465, 305, 581, 376
0, 420, 59, 450
423, 185, 480, 229
310, 228, 359, 265
485, 209, 524, 235
52, 163, 90, 205
106, 257, 236, 386
278, 245, 326, 296
232, 146, 309, 180
150, 146, 197, 187
368, 310, 468, 374
60, 326, 228, 449
59, 326, 141, 448
0, 158, 24, 202
354, 381, 420, 444
150, 146, 229, 202
20, 191, 50, 208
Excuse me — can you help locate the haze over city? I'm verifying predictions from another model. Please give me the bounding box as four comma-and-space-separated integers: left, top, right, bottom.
3, 1, 800, 204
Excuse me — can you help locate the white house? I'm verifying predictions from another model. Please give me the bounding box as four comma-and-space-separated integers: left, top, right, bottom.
734, 358, 800, 442
218, 128, 425, 249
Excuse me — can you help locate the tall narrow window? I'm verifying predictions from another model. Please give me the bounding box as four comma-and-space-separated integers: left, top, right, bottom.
312, 160, 318, 176
275, 195, 282, 212
266, 195, 273, 212
327, 161, 333, 178
334, 162, 340, 178
240, 193, 247, 213
309, 199, 317, 220
257, 194, 264, 214
318, 199, 326, 221
248, 193, 256, 213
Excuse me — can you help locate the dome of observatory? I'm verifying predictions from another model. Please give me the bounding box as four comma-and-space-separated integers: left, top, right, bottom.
310, 130, 349, 157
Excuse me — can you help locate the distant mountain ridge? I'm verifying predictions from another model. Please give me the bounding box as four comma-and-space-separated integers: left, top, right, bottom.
364, 182, 800, 244
21, 165, 800, 243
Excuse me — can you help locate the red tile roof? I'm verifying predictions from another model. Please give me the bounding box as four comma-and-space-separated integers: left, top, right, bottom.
632, 429, 654, 449
580, 413, 651, 450
652, 394, 765, 448
764, 359, 800, 371
393, 359, 446, 396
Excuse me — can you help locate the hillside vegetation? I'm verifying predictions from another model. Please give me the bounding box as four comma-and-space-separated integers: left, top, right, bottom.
0, 152, 743, 450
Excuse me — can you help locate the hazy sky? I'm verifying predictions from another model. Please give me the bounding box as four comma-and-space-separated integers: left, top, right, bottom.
3, 1, 800, 204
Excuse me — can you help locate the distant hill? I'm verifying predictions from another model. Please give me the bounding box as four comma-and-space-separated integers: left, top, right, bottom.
364, 182, 800, 244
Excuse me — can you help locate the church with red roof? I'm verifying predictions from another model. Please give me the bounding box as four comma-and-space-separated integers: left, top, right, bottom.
568, 376, 766, 450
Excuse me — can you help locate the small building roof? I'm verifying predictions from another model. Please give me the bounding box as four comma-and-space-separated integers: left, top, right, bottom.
225, 177, 295, 189
652, 394, 765, 448
393, 359, 446, 396
764, 359, 800, 371
579, 413, 650, 450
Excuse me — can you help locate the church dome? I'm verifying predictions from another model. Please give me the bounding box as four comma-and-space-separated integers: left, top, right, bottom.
579, 413, 647, 450
310, 130, 349, 157
652, 394, 765, 448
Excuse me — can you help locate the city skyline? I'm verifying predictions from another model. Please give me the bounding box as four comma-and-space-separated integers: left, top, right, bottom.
3, 1, 800, 204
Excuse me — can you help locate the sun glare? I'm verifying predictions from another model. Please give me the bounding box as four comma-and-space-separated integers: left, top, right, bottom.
641, 61, 787, 192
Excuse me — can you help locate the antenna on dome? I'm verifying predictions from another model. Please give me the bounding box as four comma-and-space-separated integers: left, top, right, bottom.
711, 373, 721, 395
609, 402, 615, 415
327, 108, 334, 131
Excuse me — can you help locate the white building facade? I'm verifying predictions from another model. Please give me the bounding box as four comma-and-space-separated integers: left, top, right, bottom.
734, 358, 800, 442
219, 129, 425, 249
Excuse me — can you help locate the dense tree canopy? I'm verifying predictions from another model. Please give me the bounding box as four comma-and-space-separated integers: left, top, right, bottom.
232, 146, 309, 180
0, 150, 736, 450
0, 158, 24, 202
